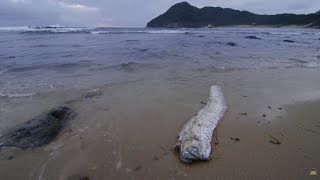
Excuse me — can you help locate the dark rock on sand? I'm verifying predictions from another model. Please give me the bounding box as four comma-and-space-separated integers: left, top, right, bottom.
283, 40, 294, 43
78, 177, 90, 180
263, 114, 266, 117
6, 155, 14, 160
198, 35, 205, 37
0, 107, 75, 150
67, 175, 90, 180
227, 42, 237, 46
245, 36, 261, 39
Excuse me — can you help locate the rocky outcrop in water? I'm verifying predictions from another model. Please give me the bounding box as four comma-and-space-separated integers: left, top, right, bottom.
0, 107, 75, 150
245, 36, 261, 39
147, 2, 320, 28
283, 40, 294, 43
227, 42, 237, 46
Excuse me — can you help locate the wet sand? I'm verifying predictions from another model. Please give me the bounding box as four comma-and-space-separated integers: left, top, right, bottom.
0, 68, 320, 179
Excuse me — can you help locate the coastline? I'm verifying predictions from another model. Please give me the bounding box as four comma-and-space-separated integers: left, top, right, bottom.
0, 26, 320, 179
146, 2, 320, 29
146, 24, 319, 29
211, 24, 316, 29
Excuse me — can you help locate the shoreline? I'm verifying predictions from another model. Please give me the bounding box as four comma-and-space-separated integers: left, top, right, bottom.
147, 24, 319, 29
1, 67, 320, 179
0, 27, 320, 179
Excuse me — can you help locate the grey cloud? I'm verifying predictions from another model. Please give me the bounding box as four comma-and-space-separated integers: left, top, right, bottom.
0, 0, 319, 27
0, 0, 101, 26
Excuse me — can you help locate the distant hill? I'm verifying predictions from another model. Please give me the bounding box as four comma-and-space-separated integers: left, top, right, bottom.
147, 2, 320, 28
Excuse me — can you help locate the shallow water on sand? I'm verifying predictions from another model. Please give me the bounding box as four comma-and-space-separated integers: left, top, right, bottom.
0, 27, 320, 179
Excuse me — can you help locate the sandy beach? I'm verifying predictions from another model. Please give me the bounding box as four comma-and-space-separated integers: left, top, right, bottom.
1, 66, 320, 179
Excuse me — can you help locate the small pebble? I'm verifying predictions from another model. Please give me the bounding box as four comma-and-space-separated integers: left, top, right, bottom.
67, 175, 90, 180
152, 155, 159, 160
133, 164, 142, 171
79, 177, 90, 180
230, 137, 240, 142
263, 114, 266, 117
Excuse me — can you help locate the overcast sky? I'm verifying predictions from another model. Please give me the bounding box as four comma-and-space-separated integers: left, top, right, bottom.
0, 0, 319, 27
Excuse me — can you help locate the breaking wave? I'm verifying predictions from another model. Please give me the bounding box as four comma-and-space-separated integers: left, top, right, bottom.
6, 62, 92, 73
0, 26, 190, 35
0, 91, 34, 98
90, 29, 189, 34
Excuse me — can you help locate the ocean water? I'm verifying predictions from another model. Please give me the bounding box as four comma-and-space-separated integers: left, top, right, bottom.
0, 27, 319, 97
1, 27, 320, 179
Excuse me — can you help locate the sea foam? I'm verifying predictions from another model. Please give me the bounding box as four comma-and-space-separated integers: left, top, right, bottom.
0, 91, 34, 98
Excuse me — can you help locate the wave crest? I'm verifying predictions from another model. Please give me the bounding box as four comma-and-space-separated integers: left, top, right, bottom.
0, 92, 34, 98
0, 26, 191, 35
